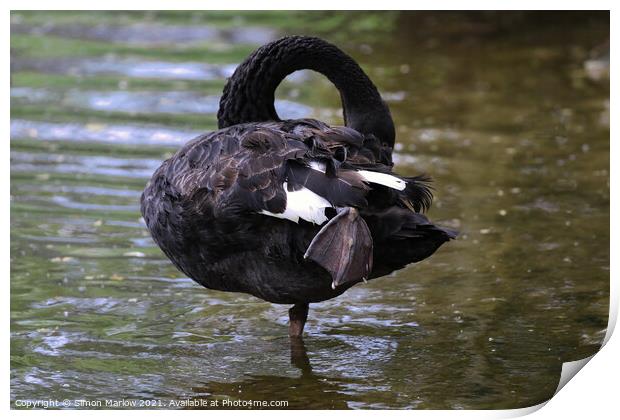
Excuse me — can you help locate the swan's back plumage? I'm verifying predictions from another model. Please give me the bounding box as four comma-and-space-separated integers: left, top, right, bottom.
143, 118, 430, 229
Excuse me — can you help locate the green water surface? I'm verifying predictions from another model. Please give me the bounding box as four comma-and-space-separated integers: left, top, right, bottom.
10, 11, 610, 409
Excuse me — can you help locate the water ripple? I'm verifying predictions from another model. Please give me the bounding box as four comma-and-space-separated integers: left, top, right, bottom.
13, 57, 238, 81
12, 87, 314, 119
12, 22, 277, 46
11, 119, 201, 147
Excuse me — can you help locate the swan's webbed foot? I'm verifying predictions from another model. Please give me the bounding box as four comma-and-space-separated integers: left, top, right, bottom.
304, 207, 373, 289
288, 303, 309, 337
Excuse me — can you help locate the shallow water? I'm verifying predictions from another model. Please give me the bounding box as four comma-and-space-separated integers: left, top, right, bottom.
10, 11, 609, 409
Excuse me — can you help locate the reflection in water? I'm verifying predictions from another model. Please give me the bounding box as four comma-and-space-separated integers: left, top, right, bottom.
189, 338, 351, 409
11, 11, 609, 409
290, 337, 312, 373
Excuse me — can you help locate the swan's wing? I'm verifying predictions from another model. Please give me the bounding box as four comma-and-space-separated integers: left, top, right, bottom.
166, 120, 431, 223
281, 119, 386, 167
280, 120, 433, 213
164, 127, 302, 219
215, 127, 369, 223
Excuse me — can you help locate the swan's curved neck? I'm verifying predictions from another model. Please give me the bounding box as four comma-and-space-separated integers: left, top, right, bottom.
217, 36, 395, 146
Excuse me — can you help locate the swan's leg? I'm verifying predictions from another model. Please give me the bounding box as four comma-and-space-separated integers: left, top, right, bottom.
288, 303, 309, 337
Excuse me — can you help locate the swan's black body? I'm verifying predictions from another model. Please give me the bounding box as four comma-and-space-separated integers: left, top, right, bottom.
141, 36, 455, 333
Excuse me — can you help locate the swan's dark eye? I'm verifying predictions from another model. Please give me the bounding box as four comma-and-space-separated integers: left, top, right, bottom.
382, 142, 388, 147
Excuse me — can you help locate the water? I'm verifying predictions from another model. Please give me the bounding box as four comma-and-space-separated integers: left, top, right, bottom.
10, 11, 609, 409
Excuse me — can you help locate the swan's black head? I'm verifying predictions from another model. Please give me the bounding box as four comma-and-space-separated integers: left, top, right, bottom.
344, 106, 395, 150
217, 36, 396, 149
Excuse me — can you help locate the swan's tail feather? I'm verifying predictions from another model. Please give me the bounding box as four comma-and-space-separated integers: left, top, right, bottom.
399, 174, 434, 213
361, 208, 456, 279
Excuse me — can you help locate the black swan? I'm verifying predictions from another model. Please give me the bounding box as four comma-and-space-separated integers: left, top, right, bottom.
141, 36, 456, 337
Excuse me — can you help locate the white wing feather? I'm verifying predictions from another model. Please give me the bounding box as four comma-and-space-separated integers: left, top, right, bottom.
357, 170, 406, 191
260, 182, 331, 224
260, 162, 407, 224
